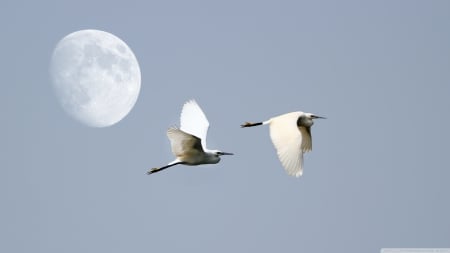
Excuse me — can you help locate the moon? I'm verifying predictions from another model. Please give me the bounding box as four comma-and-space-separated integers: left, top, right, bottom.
50, 29, 141, 127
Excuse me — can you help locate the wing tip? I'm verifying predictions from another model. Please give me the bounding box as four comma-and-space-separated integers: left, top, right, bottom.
167, 125, 179, 131
282, 161, 304, 178
285, 167, 303, 178
184, 99, 198, 106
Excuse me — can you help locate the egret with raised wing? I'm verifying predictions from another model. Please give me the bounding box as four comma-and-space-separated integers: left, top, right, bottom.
241, 112, 325, 177
147, 100, 233, 175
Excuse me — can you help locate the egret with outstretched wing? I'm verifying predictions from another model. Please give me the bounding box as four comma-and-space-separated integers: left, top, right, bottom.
241, 112, 325, 177
148, 100, 233, 175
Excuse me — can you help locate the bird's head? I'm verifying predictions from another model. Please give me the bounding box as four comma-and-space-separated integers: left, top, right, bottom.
204, 149, 234, 164
298, 113, 326, 127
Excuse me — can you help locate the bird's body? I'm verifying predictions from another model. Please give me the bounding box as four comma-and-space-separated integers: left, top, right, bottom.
241, 111, 324, 177
148, 100, 233, 175
167, 127, 221, 165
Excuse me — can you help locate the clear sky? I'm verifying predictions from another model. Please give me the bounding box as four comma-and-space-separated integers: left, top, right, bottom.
2, 1, 450, 252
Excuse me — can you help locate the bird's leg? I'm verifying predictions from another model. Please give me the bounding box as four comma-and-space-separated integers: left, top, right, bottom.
146, 162, 182, 175
240, 122, 263, 128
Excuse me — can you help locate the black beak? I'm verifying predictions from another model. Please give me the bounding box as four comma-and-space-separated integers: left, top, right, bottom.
219, 152, 234, 156
312, 115, 326, 119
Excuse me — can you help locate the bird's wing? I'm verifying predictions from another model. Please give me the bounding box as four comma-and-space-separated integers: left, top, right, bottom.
299, 126, 312, 152
268, 112, 304, 177
167, 127, 204, 158
179, 100, 210, 150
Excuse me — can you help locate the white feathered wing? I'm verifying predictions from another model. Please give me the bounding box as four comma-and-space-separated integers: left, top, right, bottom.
268, 112, 312, 177
179, 100, 210, 150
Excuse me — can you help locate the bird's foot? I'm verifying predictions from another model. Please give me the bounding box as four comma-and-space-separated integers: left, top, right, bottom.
146, 168, 159, 175
240, 122, 252, 127
241, 122, 258, 128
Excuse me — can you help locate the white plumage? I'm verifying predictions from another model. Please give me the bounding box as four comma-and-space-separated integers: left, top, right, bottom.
148, 99, 233, 175
241, 111, 324, 177
180, 100, 210, 150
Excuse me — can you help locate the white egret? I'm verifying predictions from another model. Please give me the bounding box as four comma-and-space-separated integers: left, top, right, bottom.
147, 100, 233, 175
241, 112, 325, 177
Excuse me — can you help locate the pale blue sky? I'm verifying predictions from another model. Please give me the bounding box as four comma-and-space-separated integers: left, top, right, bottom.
2, 1, 450, 252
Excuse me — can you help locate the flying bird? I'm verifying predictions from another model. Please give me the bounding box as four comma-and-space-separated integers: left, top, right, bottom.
241, 112, 325, 177
147, 100, 233, 175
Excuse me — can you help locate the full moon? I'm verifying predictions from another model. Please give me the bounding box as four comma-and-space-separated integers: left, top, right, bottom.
50, 29, 141, 127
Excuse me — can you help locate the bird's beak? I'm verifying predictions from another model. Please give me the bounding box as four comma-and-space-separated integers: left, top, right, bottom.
219, 152, 234, 156
312, 115, 326, 119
